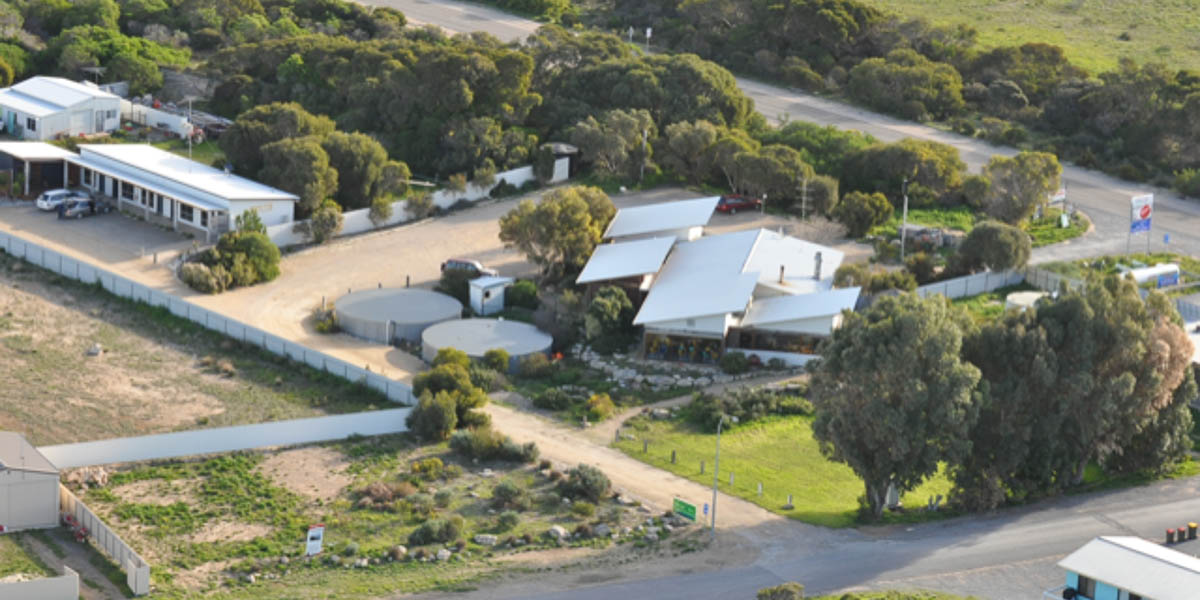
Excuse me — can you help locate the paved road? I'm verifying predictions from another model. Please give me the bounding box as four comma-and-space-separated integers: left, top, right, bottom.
361, 0, 1200, 264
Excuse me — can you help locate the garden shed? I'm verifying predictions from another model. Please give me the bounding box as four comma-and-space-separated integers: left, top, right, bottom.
470, 276, 514, 316
0, 432, 60, 533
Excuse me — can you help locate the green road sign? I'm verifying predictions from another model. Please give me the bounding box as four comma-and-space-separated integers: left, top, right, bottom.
673, 498, 696, 522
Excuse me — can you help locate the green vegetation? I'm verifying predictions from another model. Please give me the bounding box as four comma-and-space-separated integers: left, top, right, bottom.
616, 414, 954, 528
857, 0, 1200, 74
0, 534, 54, 578
1027, 208, 1089, 247
869, 206, 976, 238
152, 139, 226, 166
1039, 253, 1200, 287
951, 283, 1039, 323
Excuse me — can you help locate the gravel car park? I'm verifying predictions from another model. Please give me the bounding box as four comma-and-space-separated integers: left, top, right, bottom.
35, 188, 88, 211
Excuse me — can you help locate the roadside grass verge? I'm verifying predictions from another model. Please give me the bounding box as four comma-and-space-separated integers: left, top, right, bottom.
614, 414, 954, 528
869, 206, 976, 239
1027, 208, 1089, 248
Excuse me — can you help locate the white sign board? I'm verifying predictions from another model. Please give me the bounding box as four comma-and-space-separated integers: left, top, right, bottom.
1130, 194, 1153, 233
306, 524, 324, 556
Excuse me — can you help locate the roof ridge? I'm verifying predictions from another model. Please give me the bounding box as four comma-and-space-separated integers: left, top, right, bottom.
1100, 536, 1200, 574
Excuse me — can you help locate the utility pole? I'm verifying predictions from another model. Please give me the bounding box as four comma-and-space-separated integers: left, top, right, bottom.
639, 128, 648, 183
900, 176, 910, 263
187, 97, 194, 160
801, 178, 809, 220
711, 414, 724, 539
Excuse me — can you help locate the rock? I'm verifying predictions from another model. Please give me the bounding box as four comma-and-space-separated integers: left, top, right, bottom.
86, 343, 102, 357
594, 524, 612, 538
391, 545, 407, 559
436, 549, 452, 561
616, 495, 636, 506
646, 526, 661, 536
644, 532, 659, 542
468, 491, 481, 499
474, 534, 498, 547
695, 377, 712, 386
562, 497, 571, 505
480, 468, 495, 478
279, 556, 289, 565
663, 523, 674, 533
371, 558, 380, 565
356, 558, 369, 568
621, 527, 632, 536
547, 525, 568, 541
246, 574, 256, 583
650, 408, 671, 420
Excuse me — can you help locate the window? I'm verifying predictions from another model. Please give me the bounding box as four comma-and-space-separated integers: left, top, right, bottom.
82, 169, 91, 185
25, 117, 35, 132
180, 204, 194, 222
105, 109, 116, 119
1076, 576, 1096, 599
1129, 594, 1142, 600
121, 183, 133, 200
200, 211, 208, 227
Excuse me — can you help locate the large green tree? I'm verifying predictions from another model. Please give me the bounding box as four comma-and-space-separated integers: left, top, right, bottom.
569, 108, 656, 182
841, 138, 967, 208
220, 102, 336, 176
498, 186, 615, 281
982, 151, 1062, 224
833, 191, 892, 238
657, 120, 717, 186
810, 293, 981, 519
953, 220, 1031, 273
320, 131, 390, 210
257, 136, 338, 216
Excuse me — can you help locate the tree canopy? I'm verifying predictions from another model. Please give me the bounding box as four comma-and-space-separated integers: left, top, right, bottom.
498, 186, 615, 281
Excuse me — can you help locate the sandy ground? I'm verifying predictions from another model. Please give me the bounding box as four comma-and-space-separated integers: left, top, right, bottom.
255, 445, 353, 504
22, 528, 127, 600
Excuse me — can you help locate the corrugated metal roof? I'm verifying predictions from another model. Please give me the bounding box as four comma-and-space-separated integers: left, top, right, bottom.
1059, 536, 1200, 600
742, 287, 861, 327
470, 276, 514, 289
0, 89, 62, 117
576, 237, 675, 284
743, 231, 845, 287
6, 77, 117, 109
0, 432, 58, 474
0, 141, 77, 161
69, 153, 227, 212
603, 197, 718, 239
78, 144, 298, 204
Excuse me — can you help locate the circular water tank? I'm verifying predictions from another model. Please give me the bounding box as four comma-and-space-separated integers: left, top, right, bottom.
1004, 290, 1049, 313
336, 288, 462, 344
421, 318, 553, 370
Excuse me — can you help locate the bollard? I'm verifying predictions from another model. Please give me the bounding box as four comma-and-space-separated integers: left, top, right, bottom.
615, 428, 621, 443
786, 494, 793, 507
153, 252, 158, 264
729, 472, 734, 486
757, 482, 763, 497
642, 440, 648, 454
1190, 522, 1198, 540
700, 461, 705, 474
671, 450, 676, 464
406, 275, 410, 288
1168, 529, 1176, 544
378, 282, 382, 289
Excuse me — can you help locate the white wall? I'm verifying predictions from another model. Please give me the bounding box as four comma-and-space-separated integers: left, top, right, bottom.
470, 283, 507, 316
751, 314, 839, 336
267, 159, 569, 248
0, 469, 60, 531
229, 199, 292, 227
120, 101, 193, 138
644, 313, 731, 338
0, 566, 79, 600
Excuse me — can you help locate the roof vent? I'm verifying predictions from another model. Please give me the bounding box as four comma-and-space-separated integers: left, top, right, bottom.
814, 251, 823, 280
778, 264, 785, 284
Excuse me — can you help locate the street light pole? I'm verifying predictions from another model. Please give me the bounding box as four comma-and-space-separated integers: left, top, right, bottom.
711, 414, 724, 539
900, 176, 910, 263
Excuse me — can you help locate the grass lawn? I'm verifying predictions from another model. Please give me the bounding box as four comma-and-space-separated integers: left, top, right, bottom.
1027, 208, 1089, 248
615, 415, 954, 528
858, 0, 1200, 74
152, 139, 225, 167
1038, 252, 1200, 288
78, 434, 652, 599
0, 251, 387, 445
869, 206, 976, 239
952, 283, 1039, 323
0, 533, 54, 579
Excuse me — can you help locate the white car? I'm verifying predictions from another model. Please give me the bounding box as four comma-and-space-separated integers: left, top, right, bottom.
35, 189, 87, 211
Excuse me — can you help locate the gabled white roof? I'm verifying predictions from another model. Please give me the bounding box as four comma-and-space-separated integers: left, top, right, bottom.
77, 144, 298, 203
0, 77, 119, 117
576, 237, 675, 284
0, 432, 57, 474
603, 197, 717, 239
1059, 536, 1200, 600
633, 228, 848, 325
0, 141, 76, 161
470, 276, 513, 289
741, 287, 861, 327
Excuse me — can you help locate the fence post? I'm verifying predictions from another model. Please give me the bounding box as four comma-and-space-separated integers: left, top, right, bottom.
700, 460, 705, 474
642, 439, 648, 453
671, 450, 676, 464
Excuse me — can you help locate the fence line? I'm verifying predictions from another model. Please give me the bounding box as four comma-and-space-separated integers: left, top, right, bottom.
0, 229, 413, 405
914, 269, 1027, 300
59, 485, 150, 596
39, 408, 411, 468
0, 565, 79, 599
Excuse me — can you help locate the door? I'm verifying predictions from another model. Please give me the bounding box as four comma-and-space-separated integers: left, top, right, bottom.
69, 111, 88, 135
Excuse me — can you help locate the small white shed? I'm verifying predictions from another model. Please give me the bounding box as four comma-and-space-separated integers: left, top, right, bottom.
0, 432, 60, 533
469, 276, 514, 316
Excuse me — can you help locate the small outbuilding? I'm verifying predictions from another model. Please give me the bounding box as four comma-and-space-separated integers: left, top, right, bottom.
470, 276, 514, 316
0, 432, 60, 533
0, 76, 121, 141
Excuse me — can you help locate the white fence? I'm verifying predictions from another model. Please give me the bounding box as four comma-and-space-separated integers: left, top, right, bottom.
0, 230, 414, 404
915, 270, 1027, 300
59, 486, 150, 596
120, 100, 193, 138
266, 159, 569, 248
0, 565, 79, 600
39, 408, 411, 468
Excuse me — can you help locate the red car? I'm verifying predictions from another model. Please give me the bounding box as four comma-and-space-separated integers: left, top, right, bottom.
715, 194, 762, 214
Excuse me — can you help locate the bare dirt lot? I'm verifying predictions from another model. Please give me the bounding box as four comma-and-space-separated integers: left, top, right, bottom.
0, 251, 386, 446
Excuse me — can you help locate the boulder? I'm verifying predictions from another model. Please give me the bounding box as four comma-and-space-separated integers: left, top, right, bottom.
644, 532, 659, 542
436, 549, 452, 561
547, 525, 568, 541
650, 408, 671, 420
593, 524, 612, 538
86, 343, 102, 357
474, 534, 498, 547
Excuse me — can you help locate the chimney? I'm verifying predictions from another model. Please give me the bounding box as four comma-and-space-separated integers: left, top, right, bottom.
814, 251, 823, 280
779, 264, 785, 284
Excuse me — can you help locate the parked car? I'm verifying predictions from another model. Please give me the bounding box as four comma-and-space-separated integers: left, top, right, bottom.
58, 198, 111, 219
35, 189, 88, 211
440, 258, 498, 277
715, 194, 762, 215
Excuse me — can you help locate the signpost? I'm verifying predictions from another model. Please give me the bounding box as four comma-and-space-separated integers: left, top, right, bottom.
673, 498, 697, 522
1128, 194, 1154, 254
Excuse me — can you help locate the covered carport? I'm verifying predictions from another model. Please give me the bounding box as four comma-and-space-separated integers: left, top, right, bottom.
0, 141, 74, 198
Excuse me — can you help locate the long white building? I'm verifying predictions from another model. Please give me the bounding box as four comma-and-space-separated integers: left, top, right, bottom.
0, 77, 122, 141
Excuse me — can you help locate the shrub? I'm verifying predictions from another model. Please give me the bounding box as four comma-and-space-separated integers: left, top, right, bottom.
436, 268, 474, 305
570, 500, 596, 518
584, 286, 635, 354
302, 198, 344, 244
469, 363, 508, 392
720, 351, 750, 374
685, 387, 812, 430
408, 516, 464, 546
411, 457, 444, 480
757, 582, 805, 600
181, 263, 223, 293
491, 480, 529, 510
953, 220, 1032, 273
507, 279, 538, 309
585, 394, 615, 421
313, 302, 339, 334
368, 195, 394, 227
342, 542, 359, 557
482, 348, 511, 372
574, 523, 593, 538
406, 391, 458, 441
449, 426, 539, 463
497, 510, 520, 531
518, 353, 553, 378
412, 364, 473, 398
904, 251, 937, 284
408, 493, 435, 516
434, 490, 453, 508
834, 191, 893, 237
460, 409, 492, 429
533, 388, 573, 411
433, 347, 471, 369
559, 464, 611, 502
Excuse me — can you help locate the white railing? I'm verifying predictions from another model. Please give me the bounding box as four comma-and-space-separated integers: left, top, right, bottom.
60, 485, 150, 595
